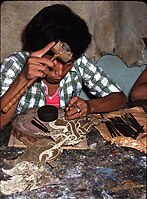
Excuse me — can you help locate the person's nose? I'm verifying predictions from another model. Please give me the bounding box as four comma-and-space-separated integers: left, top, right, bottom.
54, 62, 64, 77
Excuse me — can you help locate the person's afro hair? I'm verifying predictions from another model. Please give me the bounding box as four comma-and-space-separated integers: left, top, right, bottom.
22, 4, 92, 59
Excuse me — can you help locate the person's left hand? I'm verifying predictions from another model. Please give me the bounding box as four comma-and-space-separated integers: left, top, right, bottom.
65, 96, 91, 120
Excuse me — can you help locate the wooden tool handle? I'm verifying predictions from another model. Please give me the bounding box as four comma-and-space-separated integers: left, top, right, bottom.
2, 77, 37, 113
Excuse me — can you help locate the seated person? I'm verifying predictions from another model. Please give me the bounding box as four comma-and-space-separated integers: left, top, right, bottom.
0, 4, 127, 130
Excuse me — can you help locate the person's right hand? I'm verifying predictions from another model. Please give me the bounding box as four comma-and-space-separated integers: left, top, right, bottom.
22, 42, 56, 80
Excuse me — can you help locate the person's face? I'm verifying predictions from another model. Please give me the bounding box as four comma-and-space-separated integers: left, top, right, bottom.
44, 55, 74, 84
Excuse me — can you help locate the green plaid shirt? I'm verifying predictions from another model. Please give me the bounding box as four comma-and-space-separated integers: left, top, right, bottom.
0, 51, 121, 115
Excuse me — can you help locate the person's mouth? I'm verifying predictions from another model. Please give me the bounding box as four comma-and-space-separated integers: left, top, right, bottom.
46, 75, 62, 83
53, 77, 62, 80
51, 78, 62, 83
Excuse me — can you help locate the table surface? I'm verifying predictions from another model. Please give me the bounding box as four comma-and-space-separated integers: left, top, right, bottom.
0, 102, 146, 199
0, 127, 146, 199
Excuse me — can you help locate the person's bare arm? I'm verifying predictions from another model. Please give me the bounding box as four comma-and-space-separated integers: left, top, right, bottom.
65, 91, 127, 119
129, 68, 147, 102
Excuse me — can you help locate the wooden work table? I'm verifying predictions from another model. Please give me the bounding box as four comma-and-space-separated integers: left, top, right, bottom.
0, 102, 146, 198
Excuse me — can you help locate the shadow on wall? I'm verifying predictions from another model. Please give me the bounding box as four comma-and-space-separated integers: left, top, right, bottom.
80, 50, 147, 100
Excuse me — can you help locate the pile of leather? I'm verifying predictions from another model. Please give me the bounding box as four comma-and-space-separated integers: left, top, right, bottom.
94, 106, 147, 153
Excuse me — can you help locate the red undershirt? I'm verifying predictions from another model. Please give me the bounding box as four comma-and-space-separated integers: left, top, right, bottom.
44, 84, 60, 108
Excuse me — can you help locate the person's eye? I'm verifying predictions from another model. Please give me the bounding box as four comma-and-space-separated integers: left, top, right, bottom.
66, 61, 72, 64
56, 58, 65, 65
56, 58, 74, 66
64, 59, 74, 66
48, 66, 53, 71
65, 62, 73, 66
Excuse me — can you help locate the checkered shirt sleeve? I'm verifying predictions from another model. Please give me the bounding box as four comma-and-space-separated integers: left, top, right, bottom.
59, 54, 121, 108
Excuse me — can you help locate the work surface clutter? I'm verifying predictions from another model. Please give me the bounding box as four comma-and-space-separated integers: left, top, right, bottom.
0, 105, 146, 198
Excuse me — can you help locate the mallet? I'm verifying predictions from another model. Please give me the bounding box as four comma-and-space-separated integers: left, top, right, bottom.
2, 41, 73, 113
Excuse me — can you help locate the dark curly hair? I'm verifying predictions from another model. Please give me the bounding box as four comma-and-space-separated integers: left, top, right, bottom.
22, 4, 92, 59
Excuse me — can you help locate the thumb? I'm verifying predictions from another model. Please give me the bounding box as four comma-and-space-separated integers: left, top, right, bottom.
31, 41, 56, 57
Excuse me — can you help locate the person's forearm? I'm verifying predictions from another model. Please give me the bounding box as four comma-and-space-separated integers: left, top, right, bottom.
87, 92, 127, 113
130, 84, 147, 101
